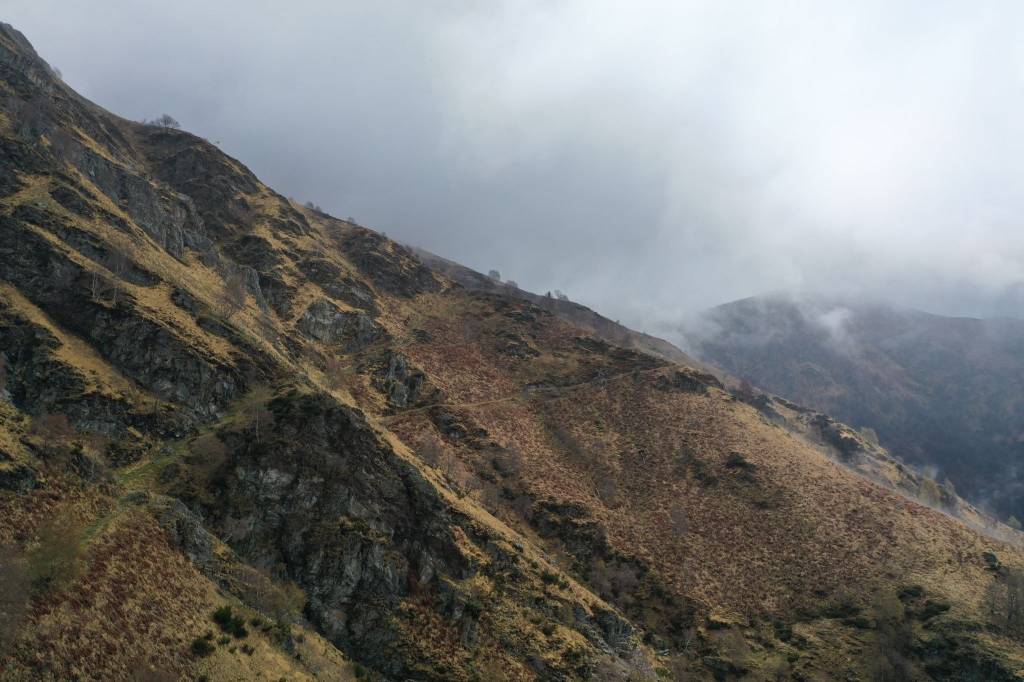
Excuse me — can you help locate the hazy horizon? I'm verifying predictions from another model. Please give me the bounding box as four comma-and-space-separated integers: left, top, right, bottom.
6, 2, 1023, 336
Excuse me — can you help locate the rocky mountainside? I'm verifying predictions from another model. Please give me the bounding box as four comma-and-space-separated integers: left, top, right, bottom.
410, 247, 700, 368
2, 23, 1024, 681
682, 293, 1024, 524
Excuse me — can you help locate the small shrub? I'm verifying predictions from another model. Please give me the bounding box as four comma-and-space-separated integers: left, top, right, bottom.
150, 113, 180, 129
242, 644, 255, 656
843, 615, 873, 629
706, 615, 731, 630
725, 451, 755, 471
540, 570, 560, 585
898, 585, 924, 601
823, 595, 861, 619
772, 619, 793, 642
917, 600, 951, 621
491, 448, 523, 477
268, 620, 293, 647
212, 605, 233, 627
212, 605, 248, 638
690, 458, 718, 485
191, 637, 215, 658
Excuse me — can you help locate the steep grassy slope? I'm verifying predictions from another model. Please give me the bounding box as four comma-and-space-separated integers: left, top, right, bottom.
2, 22, 1024, 681
683, 294, 1024, 523
0, 23, 654, 681
377, 293, 1024, 679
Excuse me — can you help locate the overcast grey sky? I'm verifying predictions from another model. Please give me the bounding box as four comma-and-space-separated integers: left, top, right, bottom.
7, 1, 1024, 336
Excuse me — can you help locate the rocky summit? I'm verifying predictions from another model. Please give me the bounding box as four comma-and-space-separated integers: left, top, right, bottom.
1, 22, 1024, 681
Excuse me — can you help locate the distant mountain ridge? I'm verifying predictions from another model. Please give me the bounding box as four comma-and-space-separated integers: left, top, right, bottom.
683, 293, 1024, 520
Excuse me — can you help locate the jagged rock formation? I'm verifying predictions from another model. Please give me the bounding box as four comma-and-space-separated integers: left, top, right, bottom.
2, 22, 1024, 682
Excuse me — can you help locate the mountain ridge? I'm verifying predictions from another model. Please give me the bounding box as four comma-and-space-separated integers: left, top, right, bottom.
2, 22, 1024, 681
409, 245, 703, 369
683, 292, 1024, 522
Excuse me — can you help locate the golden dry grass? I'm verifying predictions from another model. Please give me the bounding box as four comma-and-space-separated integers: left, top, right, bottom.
0, 283, 148, 402
2, 507, 352, 681
393, 329, 1024, 619
370, 287, 1024, 678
